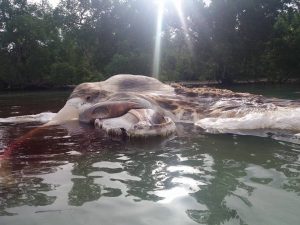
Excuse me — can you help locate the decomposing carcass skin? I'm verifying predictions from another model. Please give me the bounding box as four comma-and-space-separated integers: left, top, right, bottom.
45, 74, 300, 138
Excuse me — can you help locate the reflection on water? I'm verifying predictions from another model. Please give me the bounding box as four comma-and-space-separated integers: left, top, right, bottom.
0, 89, 300, 225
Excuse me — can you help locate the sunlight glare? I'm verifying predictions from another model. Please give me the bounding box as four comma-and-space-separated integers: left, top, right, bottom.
152, 1, 165, 79
173, 0, 194, 56
153, 0, 196, 78
156, 187, 189, 204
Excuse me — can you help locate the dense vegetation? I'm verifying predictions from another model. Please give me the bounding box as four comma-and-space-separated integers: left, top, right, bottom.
0, 0, 299, 89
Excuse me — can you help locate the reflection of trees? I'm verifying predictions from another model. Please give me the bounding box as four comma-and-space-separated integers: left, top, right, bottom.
68, 177, 101, 206
189, 158, 252, 225
0, 125, 76, 215
274, 142, 300, 194
0, 175, 56, 216
163, 134, 251, 225
1, 123, 300, 224
185, 134, 300, 225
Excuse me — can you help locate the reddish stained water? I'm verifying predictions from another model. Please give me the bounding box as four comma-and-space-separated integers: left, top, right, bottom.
0, 86, 300, 225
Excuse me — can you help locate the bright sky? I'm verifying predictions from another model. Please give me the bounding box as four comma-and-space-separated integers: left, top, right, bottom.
30, 0, 211, 8
49, 0, 60, 7
28, 0, 59, 7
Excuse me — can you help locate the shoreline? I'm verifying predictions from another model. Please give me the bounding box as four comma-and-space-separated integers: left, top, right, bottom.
0, 78, 299, 92
172, 78, 300, 88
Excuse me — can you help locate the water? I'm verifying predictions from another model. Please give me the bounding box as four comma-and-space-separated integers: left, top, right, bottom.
0, 85, 300, 225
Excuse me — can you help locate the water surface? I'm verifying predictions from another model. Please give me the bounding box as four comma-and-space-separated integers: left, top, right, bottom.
0, 86, 299, 225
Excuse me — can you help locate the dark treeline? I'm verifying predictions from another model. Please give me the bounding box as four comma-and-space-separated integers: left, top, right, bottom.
0, 0, 299, 89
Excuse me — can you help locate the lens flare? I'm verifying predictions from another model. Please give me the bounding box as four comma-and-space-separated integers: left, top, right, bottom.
173, 0, 194, 56
152, 1, 165, 79
152, 0, 196, 78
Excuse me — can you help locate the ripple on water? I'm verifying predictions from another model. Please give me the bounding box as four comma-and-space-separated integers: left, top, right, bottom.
1, 106, 300, 225
167, 165, 204, 174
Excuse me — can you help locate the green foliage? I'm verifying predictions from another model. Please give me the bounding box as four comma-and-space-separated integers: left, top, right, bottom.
104, 53, 151, 77
160, 43, 196, 81
266, 10, 300, 81
0, 0, 299, 89
49, 62, 76, 85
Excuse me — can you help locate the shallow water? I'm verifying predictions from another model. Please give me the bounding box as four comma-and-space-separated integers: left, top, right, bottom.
0, 85, 300, 225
